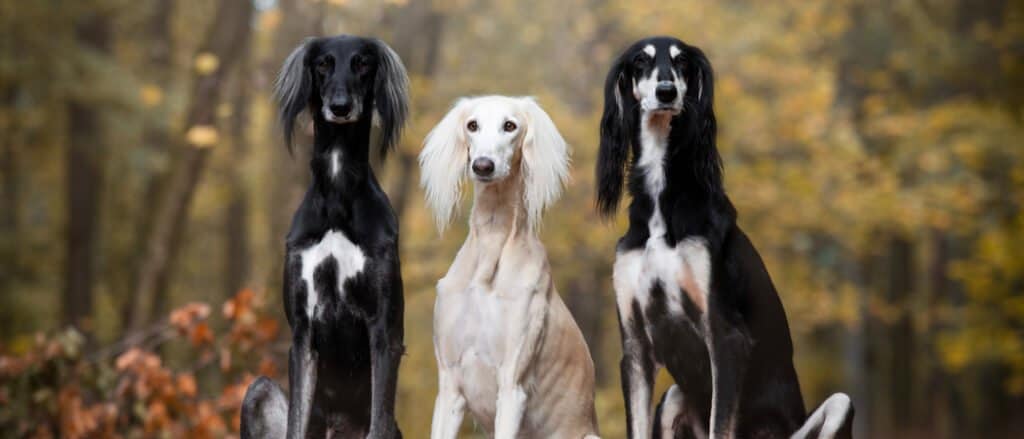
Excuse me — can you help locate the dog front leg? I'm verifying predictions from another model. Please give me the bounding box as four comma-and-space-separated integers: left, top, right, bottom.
494, 291, 547, 439
705, 313, 749, 439
620, 331, 656, 439
367, 319, 403, 439
430, 369, 466, 439
286, 328, 317, 439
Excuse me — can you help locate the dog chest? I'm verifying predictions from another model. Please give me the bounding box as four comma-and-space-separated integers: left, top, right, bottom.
614, 235, 711, 329
298, 230, 367, 321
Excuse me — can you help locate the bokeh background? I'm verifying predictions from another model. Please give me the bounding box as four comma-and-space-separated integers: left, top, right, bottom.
2, 0, 1023, 437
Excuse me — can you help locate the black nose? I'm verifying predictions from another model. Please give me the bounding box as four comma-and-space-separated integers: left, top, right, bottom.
655, 83, 678, 103
472, 158, 495, 177
329, 99, 352, 118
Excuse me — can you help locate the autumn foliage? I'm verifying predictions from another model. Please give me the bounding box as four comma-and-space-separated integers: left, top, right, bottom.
0, 290, 282, 438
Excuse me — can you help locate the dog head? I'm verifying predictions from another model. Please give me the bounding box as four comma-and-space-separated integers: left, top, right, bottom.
596, 36, 716, 217
276, 35, 409, 157
419, 96, 569, 231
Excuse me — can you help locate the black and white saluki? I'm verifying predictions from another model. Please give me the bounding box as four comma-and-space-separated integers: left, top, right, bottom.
240, 35, 409, 439
596, 36, 854, 439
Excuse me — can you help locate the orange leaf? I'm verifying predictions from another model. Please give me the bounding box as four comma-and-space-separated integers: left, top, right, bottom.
176, 373, 197, 398
189, 322, 214, 346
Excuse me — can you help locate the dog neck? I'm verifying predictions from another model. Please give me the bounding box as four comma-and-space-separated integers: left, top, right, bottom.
309, 115, 374, 196
469, 167, 529, 241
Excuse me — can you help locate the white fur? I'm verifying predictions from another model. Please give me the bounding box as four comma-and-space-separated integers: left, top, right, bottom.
791, 393, 853, 439
419, 96, 568, 232
670, 45, 681, 59
299, 230, 366, 319
420, 99, 470, 230
330, 149, 341, 178
643, 44, 656, 57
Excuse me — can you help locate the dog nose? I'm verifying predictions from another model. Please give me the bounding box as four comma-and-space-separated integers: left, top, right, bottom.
329, 100, 352, 118
471, 158, 495, 177
655, 83, 678, 103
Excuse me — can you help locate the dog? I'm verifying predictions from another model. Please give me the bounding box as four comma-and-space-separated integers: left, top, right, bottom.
240, 35, 409, 439
596, 36, 854, 439
419, 96, 601, 439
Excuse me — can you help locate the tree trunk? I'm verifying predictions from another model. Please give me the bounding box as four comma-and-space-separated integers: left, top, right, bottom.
62, 14, 111, 332
129, 0, 254, 331
223, 51, 252, 300
886, 237, 914, 434
120, 0, 175, 330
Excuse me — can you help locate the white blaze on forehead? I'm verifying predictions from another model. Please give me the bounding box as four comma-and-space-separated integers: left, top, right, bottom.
670, 45, 681, 59
299, 230, 366, 319
643, 44, 656, 57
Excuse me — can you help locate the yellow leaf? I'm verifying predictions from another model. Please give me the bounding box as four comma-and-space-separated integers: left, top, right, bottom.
186, 125, 219, 148
194, 52, 220, 75
139, 84, 164, 108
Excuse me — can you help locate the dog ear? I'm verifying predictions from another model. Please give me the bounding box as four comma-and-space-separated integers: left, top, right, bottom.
519, 97, 569, 231
419, 98, 470, 232
596, 55, 635, 218
275, 38, 318, 154
371, 39, 410, 160
683, 45, 722, 193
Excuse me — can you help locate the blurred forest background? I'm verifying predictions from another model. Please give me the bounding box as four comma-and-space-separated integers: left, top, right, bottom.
1, 0, 1022, 437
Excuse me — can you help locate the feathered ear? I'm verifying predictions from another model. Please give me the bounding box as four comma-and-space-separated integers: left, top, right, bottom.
371, 39, 410, 160
519, 97, 569, 231
275, 38, 317, 153
683, 45, 722, 194
418, 98, 470, 232
596, 56, 636, 218
687, 45, 715, 119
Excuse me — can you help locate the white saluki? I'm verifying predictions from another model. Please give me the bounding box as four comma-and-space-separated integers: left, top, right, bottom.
420, 96, 600, 439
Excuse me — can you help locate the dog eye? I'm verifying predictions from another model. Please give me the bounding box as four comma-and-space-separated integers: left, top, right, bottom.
633, 54, 648, 67
467, 120, 478, 132
503, 121, 517, 132
351, 56, 369, 74
316, 58, 331, 74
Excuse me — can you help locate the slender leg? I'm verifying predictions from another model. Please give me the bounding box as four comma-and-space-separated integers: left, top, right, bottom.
620, 340, 656, 439
367, 321, 403, 439
494, 288, 548, 439
241, 376, 288, 439
286, 329, 317, 439
705, 314, 749, 439
614, 251, 657, 439
493, 373, 528, 439
791, 393, 854, 439
430, 370, 466, 439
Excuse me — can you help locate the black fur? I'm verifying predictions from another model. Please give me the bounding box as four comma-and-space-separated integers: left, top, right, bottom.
241, 35, 408, 439
599, 37, 851, 438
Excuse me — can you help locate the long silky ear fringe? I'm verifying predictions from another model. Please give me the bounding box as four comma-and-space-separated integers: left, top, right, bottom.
596, 56, 635, 218
418, 99, 470, 232
519, 97, 570, 231
371, 39, 410, 160
275, 38, 316, 153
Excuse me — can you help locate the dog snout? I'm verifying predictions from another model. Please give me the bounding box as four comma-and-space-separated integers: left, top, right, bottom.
329, 98, 353, 118
655, 82, 678, 104
471, 157, 495, 178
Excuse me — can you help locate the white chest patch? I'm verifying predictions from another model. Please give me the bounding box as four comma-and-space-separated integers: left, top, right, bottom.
299, 230, 366, 319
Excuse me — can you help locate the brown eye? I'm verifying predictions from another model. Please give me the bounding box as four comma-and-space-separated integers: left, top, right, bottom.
503, 121, 517, 132
467, 120, 478, 132
317, 58, 331, 74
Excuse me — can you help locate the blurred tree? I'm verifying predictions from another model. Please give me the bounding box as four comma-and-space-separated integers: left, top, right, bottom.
129, 0, 254, 331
